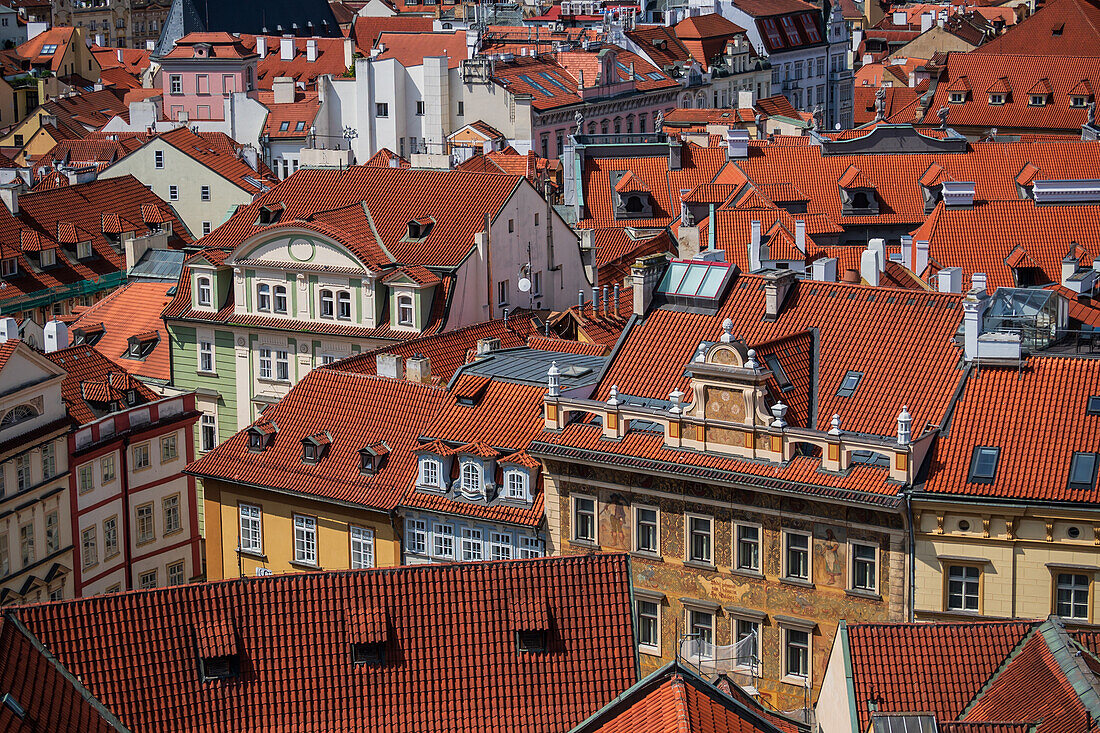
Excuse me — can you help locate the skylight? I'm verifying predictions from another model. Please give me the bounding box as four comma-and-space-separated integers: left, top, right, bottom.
659, 260, 734, 300
763, 353, 792, 391
41, 44, 57, 54
538, 71, 571, 92
1068, 452, 1099, 491
518, 74, 553, 96
646, 72, 665, 81
1088, 395, 1100, 415
836, 371, 862, 397
968, 446, 1000, 484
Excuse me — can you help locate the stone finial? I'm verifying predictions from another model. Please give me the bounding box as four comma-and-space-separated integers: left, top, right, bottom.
745, 348, 759, 371
547, 361, 560, 397
829, 413, 842, 436
770, 401, 788, 429
897, 405, 912, 446
720, 318, 734, 343
607, 385, 620, 407
669, 389, 684, 414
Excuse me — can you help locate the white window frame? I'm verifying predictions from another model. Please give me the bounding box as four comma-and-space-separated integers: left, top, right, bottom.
783, 529, 812, 582
200, 185, 211, 201
432, 523, 455, 559
258, 347, 273, 379
636, 598, 661, 655
273, 285, 288, 314
136, 503, 154, 542
78, 464, 94, 494
405, 518, 427, 555
337, 290, 352, 320
350, 525, 374, 569
460, 460, 481, 497
275, 349, 290, 381
319, 288, 334, 318
734, 522, 761, 573
490, 531, 513, 561
946, 563, 981, 612
293, 514, 317, 565
103, 516, 118, 558
572, 493, 597, 544
198, 340, 214, 373
81, 526, 98, 568
200, 413, 217, 452
685, 513, 713, 565
1055, 572, 1090, 620
849, 541, 878, 593
519, 535, 543, 559
461, 527, 483, 561
154, 150, 164, 169
418, 457, 441, 489
503, 469, 528, 501
239, 503, 262, 553
397, 294, 414, 326
196, 276, 212, 307
256, 283, 271, 311
733, 617, 760, 670
632, 503, 660, 555
782, 626, 811, 684
688, 608, 714, 646
167, 560, 185, 585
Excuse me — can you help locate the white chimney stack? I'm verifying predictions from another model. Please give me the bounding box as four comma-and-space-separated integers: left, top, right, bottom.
0, 182, 19, 214
812, 257, 837, 282
963, 288, 990, 361
406, 355, 431, 383
795, 220, 806, 253
738, 89, 753, 108
257, 36, 267, 57
0, 317, 17, 343
116, 49, 123, 63
306, 39, 318, 62
900, 235, 913, 271
937, 267, 962, 294
893, 10, 907, 24
897, 406, 912, 445
942, 181, 975, 208
376, 353, 403, 379
44, 320, 68, 353
1062, 254, 1079, 286
280, 35, 295, 61
868, 238, 886, 272
861, 248, 881, 286
726, 128, 749, 159
749, 220, 762, 271
914, 240, 930, 278
972, 272, 988, 295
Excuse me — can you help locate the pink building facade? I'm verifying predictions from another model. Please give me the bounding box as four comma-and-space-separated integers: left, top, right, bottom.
157, 32, 258, 121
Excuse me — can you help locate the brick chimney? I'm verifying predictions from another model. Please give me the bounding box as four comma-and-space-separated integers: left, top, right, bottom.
763, 269, 797, 321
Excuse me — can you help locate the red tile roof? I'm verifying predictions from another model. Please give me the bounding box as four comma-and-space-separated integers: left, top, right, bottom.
68, 282, 176, 382
526, 335, 610, 356
255, 90, 321, 139
974, 0, 1100, 57
364, 147, 410, 168
672, 14, 752, 72
242, 35, 349, 89
43, 344, 160, 426
375, 30, 467, 69
921, 355, 1100, 503
352, 15, 434, 51
16, 27, 75, 71
853, 85, 922, 127
9, 554, 639, 732
161, 32, 256, 60
155, 127, 277, 193
593, 227, 677, 288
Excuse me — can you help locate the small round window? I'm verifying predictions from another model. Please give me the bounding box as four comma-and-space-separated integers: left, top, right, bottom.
1068, 526, 1081, 539
958, 520, 970, 532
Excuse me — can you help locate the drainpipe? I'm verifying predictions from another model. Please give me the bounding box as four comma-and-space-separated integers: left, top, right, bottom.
485, 212, 494, 320
119, 435, 134, 591
707, 203, 716, 250
905, 488, 915, 622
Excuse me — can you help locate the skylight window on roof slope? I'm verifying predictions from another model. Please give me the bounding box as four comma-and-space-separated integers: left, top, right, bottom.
836, 370, 862, 397
1068, 452, 1099, 491
538, 71, 571, 92
968, 446, 1000, 484
518, 74, 553, 96
1088, 395, 1100, 415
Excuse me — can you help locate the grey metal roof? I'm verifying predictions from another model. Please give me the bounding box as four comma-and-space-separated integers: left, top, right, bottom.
460, 348, 607, 390
129, 249, 185, 281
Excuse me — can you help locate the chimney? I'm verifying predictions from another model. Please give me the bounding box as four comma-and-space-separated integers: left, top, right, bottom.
476, 337, 501, 354
749, 220, 762, 271
0, 182, 18, 214
280, 35, 295, 61
795, 220, 806, 253
738, 89, 753, 108
306, 39, 318, 63
1062, 253, 1079, 286
0, 317, 17, 343
592, 286, 600, 311
942, 181, 975, 208
868, 238, 886, 272
613, 284, 620, 312
937, 267, 962, 293
116, 49, 123, 63
44, 320, 68, 353
376, 352, 404, 379
972, 272, 988, 295
272, 76, 295, 105
631, 253, 667, 317
860, 248, 881, 286
344, 37, 354, 68
914, 240, 930, 277
238, 146, 259, 171
900, 235, 913, 270
897, 406, 912, 445
64, 165, 97, 185
812, 256, 837, 282
763, 270, 797, 321
892, 10, 907, 24
669, 141, 682, 171
257, 36, 267, 57
920, 12, 933, 32
406, 355, 431, 383
578, 289, 585, 309
726, 128, 749, 159
963, 287, 990, 361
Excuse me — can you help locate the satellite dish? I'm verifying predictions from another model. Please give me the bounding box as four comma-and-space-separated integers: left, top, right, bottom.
518, 277, 532, 293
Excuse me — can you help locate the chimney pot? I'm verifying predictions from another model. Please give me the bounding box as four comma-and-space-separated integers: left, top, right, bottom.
592, 286, 599, 310
631, 253, 668, 317
914, 240, 930, 278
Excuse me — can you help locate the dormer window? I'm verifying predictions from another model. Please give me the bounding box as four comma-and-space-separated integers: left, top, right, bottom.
1029, 94, 1048, 107
460, 461, 482, 497
503, 469, 529, 502
347, 603, 388, 667
949, 91, 965, 104
126, 389, 137, 405
397, 294, 414, 327
77, 241, 93, 259
612, 170, 654, 220
257, 205, 283, 225
302, 432, 331, 464
195, 619, 239, 681
407, 218, 433, 239
359, 442, 389, 475
352, 642, 385, 666
39, 249, 56, 268
1, 257, 18, 278
247, 421, 277, 452
1071, 96, 1089, 108
517, 630, 548, 652
418, 456, 442, 489
988, 93, 1005, 105
197, 276, 213, 307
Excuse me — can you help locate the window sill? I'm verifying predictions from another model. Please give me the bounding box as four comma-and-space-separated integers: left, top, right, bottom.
780, 577, 815, 589
569, 539, 600, 551
196, 370, 218, 377
845, 588, 881, 601
237, 549, 266, 561
938, 608, 984, 619
104, 551, 120, 561
639, 645, 662, 657
256, 377, 291, 386
630, 550, 663, 562
781, 675, 810, 688
730, 567, 764, 580
136, 538, 155, 547
163, 528, 183, 539
684, 559, 717, 572
289, 560, 321, 571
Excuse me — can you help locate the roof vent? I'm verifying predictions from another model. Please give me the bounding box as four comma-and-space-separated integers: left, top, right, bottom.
941, 181, 975, 207
1032, 179, 1100, 205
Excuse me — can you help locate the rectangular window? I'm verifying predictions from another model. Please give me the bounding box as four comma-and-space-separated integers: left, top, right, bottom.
376, 102, 388, 117
101, 455, 115, 484
199, 341, 217, 376
350, 526, 374, 569
784, 628, 810, 680
689, 609, 713, 645
433, 523, 455, 559
735, 618, 760, 668
139, 570, 157, 589
573, 495, 596, 543
1069, 452, 1099, 491
836, 370, 862, 397
0, 534, 7, 575
490, 531, 513, 561
947, 564, 980, 612
497, 280, 509, 307
200, 185, 210, 201
461, 527, 483, 561
104, 516, 118, 558
416, 100, 425, 115
239, 504, 262, 553
405, 518, 427, 555
169, 74, 181, 94
133, 443, 150, 470
519, 536, 543, 559
202, 222, 211, 236
419, 459, 439, 488
634, 505, 659, 554
735, 524, 760, 572
136, 504, 154, 543
16, 455, 29, 491
168, 561, 185, 585
457, 101, 464, 116
78, 464, 94, 494
259, 348, 272, 379
201, 414, 217, 452
851, 542, 877, 592
197, 74, 208, 94
163, 494, 181, 534
637, 599, 660, 653
1056, 573, 1090, 620
968, 446, 1001, 484
222, 74, 234, 93
154, 149, 164, 168
161, 434, 178, 463
168, 185, 178, 201
81, 527, 98, 568
275, 350, 290, 381
785, 530, 810, 581
687, 515, 712, 564
293, 514, 317, 564
19, 523, 33, 565
46, 511, 59, 553
41, 444, 55, 479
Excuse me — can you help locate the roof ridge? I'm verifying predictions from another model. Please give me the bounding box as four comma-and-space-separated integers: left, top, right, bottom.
1037, 618, 1100, 722
958, 622, 1044, 718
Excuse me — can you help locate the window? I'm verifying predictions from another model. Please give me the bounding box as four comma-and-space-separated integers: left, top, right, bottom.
40, 248, 55, 268
79, 465, 94, 494
785, 530, 810, 581
508, 219, 515, 233
836, 370, 862, 397
490, 531, 513, 561
968, 446, 1001, 484
376, 102, 388, 117
320, 289, 334, 318
1068, 452, 1099, 491
1071, 96, 1088, 108
416, 100, 425, 115
497, 280, 509, 307
199, 340, 214, 373
104, 517, 118, 558
573, 495, 596, 542
687, 515, 712, 564
1029, 95, 1047, 106
163, 494, 181, 534
419, 458, 440, 489
461, 527, 483, 561
350, 526, 374, 569
784, 629, 810, 680
161, 435, 178, 462
337, 291, 352, 320
519, 536, 543, 559
197, 74, 209, 94
15, 455, 29, 491
136, 504, 154, 543
81, 526, 98, 568
1056, 573, 1090, 620
637, 599, 660, 653
168, 561, 185, 585
201, 185, 210, 201
257, 283, 271, 311
735, 524, 760, 572
0, 534, 6, 575
352, 642, 385, 666
294, 515, 317, 564
532, 271, 542, 296
140, 570, 157, 589
949, 91, 965, 104
279, 121, 290, 132
764, 354, 791, 390
133, 443, 150, 470
851, 542, 877, 592
202, 223, 211, 239
1, 257, 16, 278
239, 504, 262, 553
689, 609, 713, 645
273, 286, 287, 314
170, 74, 181, 94
947, 564, 980, 612
169, 185, 178, 201
46, 511, 58, 554
460, 462, 481, 496
405, 518, 427, 555
457, 101, 464, 116
1088, 395, 1100, 415
735, 618, 759, 668
634, 505, 659, 554
397, 295, 414, 327
258, 348, 272, 379
19, 523, 33, 565
504, 470, 528, 501
201, 414, 217, 451
197, 277, 212, 307
433, 523, 455, 559
989, 94, 1005, 105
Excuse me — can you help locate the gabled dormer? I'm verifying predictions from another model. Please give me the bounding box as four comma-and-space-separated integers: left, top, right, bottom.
405, 217, 433, 240
838, 165, 879, 215
499, 450, 539, 503
359, 441, 389, 475
611, 170, 654, 219
986, 77, 1011, 106
247, 419, 278, 452
414, 439, 455, 493
125, 330, 159, 360
72, 322, 104, 346
302, 431, 332, 464
919, 163, 946, 214
946, 75, 971, 104
383, 266, 441, 332
256, 203, 284, 226
1027, 78, 1052, 107
194, 617, 240, 681
188, 252, 232, 313
1069, 79, 1094, 109
454, 441, 500, 501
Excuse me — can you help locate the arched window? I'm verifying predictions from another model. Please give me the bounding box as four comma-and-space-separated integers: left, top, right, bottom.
257, 283, 271, 311
852, 191, 870, 209
626, 115, 635, 133
319, 289, 334, 318
197, 277, 212, 307
461, 462, 481, 496
397, 294, 414, 326
587, 122, 596, 134
504, 470, 527, 500
0, 404, 38, 429
273, 285, 287, 314
613, 117, 622, 133
696, 92, 706, 108
600, 120, 609, 134
626, 195, 644, 213
337, 291, 352, 320
681, 93, 693, 108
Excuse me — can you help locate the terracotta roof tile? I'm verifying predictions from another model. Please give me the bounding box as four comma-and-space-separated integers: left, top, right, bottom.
973, 0, 1100, 56
352, 16, 434, 51
375, 30, 467, 69
69, 282, 175, 382
43, 344, 159, 425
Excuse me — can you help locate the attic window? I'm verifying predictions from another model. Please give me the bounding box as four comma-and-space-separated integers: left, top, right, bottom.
279, 121, 289, 131
407, 218, 432, 239
1071, 96, 1089, 108
1068, 452, 1099, 491
949, 91, 965, 104
196, 619, 239, 681
257, 206, 282, 225
517, 630, 548, 653
77, 241, 93, 260
988, 93, 1005, 106
968, 446, 1000, 484
200, 655, 238, 681
359, 443, 389, 475
1088, 395, 1100, 415
763, 353, 792, 391
835, 371, 862, 397
295, 121, 306, 132
41, 44, 57, 54
352, 642, 385, 666
1029, 95, 1048, 107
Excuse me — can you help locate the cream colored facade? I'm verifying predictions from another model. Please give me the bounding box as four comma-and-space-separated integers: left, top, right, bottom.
914, 498, 1100, 623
